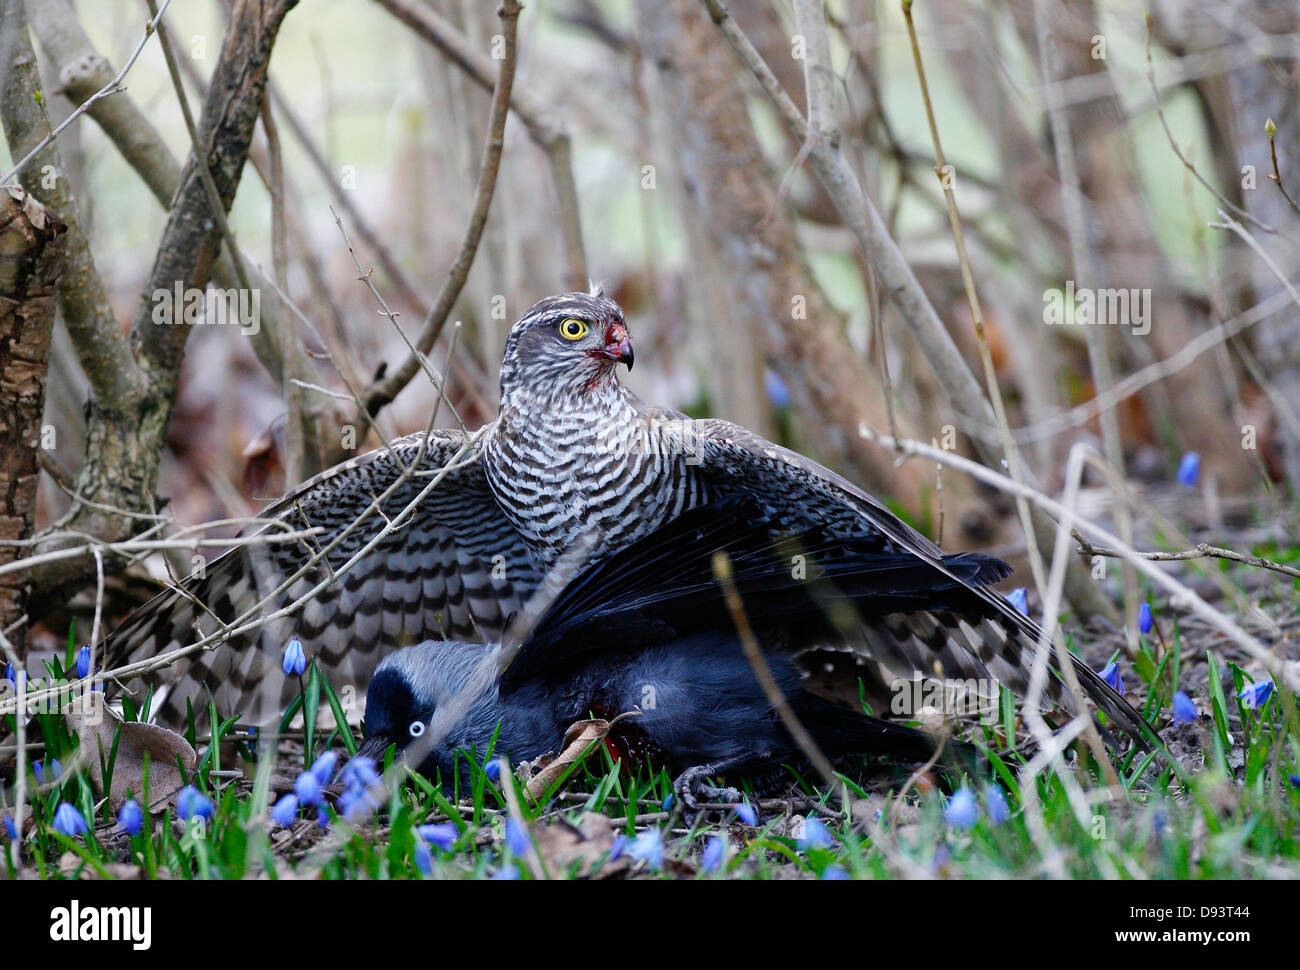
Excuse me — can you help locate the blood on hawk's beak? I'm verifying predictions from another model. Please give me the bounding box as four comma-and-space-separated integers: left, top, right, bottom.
601, 324, 634, 370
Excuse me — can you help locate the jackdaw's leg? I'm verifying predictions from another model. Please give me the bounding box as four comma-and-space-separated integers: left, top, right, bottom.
673, 752, 768, 811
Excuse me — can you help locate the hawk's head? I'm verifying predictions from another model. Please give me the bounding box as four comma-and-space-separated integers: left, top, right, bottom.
498, 288, 633, 407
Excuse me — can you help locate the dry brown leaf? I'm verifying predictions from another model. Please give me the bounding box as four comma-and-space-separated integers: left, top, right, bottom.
529, 812, 629, 879
522, 711, 641, 800
65, 702, 197, 813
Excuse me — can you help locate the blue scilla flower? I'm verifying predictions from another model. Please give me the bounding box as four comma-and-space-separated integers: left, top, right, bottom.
700, 834, 726, 873
796, 816, 835, 850
1239, 680, 1274, 710
821, 866, 850, 880
418, 823, 458, 852
628, 828, 663, 870
985, 786, 1010, 826
75, 645, 92, 679
176, 786, 214, 822
270, 795, 299, 827
484, 759, 502, 782
1172, 691, 1198, 725
1138, 602, 1153, 635
3, 814, 18, 840
1176, 452, 1200, 487
944, 787, 978, 829
294, 771, 323, 807
505, 817, 529, 857
764, 368, 790, 408
52, 802, 88, 837
281, 636, 307, 677
414, 840, 434, 876
491, 861, 521, 880
1008, 588, 1029, 616
341, 755, 380, 790
734, 801, 758, 827
117, 799, 144, 836
1100, 660, 1124, 696
309, 750, 338, 786
339, 787, 381, 824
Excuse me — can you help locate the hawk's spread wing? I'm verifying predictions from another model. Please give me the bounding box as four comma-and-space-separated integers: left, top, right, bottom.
671, 416, 1152, 746
105, 429, 538, 727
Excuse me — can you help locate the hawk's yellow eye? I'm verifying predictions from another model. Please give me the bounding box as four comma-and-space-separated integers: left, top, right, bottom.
558, 318, 589, 340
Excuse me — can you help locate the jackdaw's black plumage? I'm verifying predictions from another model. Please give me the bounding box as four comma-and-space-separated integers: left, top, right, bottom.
357, 498, 1126, 803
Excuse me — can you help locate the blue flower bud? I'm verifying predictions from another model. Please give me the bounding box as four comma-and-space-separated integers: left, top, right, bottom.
294, 770, 323, 807
75, 645, 92, 679
505, 817, 529, 857
661, 793, 674, 813
1099, 660, 1124, 696
414, 840, 434, 876
341, 755, 380, 789
281, 636, 307, 677
1138, 602, 1153, 635
1238, 680, 1274, 710
176, 786, 214, 822
628, 828, 663, 870
985, 785, 1010, 826
3, 813, 18, 840
484, 759, 502, 782
31, 761, 43, 784
821, 865, 850, 880
339, 788, 380, 824
608, 834, 629, 862
50, 759, 63, 780
1008, 587, 1029, 615
1172, 691, 1197, 725
270, 795, 299, 827
764, 368, 790, 408
796, 815, 835, 850
700, 834, 726, 873
1176, 452, 1200, 487
52, 802, 88, 837
117, 799, 144, 836
316, 806, 330, 832
309, 750, 338, 786
944, 787, 978, 829
734, 801, 758, 827
491, 861, 521, 880
418, 823, 458, 852
3, 662, 15, 684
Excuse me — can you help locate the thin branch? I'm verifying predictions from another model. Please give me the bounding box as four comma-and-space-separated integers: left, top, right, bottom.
1142, 16, 1281, 235
361, 0, 522, 417
0, 0, 175, 185
374, 0, 587, 289
1074, 537, 1300, 582
713, 549, 840, 796
1264, 118, 1300, 217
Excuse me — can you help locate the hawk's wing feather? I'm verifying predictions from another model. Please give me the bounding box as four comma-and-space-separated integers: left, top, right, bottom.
105, 428, 538, 727
670, 418, 1153, 748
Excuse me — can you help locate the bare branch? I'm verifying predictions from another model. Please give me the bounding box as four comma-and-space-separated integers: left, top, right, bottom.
361, 0, 522, 418
375, 0, 587, 289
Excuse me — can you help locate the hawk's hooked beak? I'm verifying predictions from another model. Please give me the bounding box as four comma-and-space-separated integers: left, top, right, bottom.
599, 323, 634, 370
